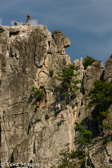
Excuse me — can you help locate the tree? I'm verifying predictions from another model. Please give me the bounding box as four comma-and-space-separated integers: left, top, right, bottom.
88, 80, 112, 120
75, 122, 92, 145
55, 64, 81, 100
32, 87, 44, 101
88, 80, 112, 139
75, 122, 92, 167
51, 150, 86, 168
83, 56, 96, 69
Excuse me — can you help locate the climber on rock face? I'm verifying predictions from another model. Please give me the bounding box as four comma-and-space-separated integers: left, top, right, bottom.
61, 113, 63, 118
60, 113, 66, 122
61, 113, 64, 120
26, 14, 30, 24
37, 101, 40, 111
43, 102, 46, 109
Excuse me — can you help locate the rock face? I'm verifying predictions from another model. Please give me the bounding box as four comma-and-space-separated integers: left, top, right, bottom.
84, 61, 104, 94
104, 55, 112, 82
0, 24, 112, 168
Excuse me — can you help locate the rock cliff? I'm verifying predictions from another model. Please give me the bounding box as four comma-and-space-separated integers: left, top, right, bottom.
0, 24, 112, 168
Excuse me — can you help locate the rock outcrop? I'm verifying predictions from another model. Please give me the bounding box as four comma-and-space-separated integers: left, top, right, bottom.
104, 54, 112, 82
0, 24, 112, 168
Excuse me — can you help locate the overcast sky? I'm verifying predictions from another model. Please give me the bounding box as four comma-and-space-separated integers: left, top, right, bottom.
0, 0, 112, 65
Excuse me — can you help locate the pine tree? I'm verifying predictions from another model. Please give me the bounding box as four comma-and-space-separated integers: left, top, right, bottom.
55, 64, 81, 100
88, 80, 112, 121
83, 56, 96, 69
75, 122, 92, 167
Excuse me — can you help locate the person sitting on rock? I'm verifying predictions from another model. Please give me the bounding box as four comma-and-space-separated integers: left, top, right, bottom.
26, 14, 30, 24
14, 21, 18, 26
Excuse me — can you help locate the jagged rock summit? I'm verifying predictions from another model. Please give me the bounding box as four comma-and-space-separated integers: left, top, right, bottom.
0, 24, 112, 168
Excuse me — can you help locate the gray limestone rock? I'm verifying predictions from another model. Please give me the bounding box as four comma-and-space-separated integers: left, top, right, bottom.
52, 30, 70, 54
84, 61, 104, 94
0, 24, 112, 168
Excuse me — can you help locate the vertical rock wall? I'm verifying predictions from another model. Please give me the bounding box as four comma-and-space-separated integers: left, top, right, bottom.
0, 24, 112, 168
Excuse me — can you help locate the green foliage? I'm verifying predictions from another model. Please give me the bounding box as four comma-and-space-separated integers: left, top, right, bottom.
75, 122, 92, 146
69, 150, 86, 160
32, 87, 44, 101
53, 150, 86, 168
83, 56, 96, 69
55, 64, 81, 99
102, 137, 110, 145
45, 114, 50, 120
49, 70, 54, 77
35, 118, 41, 122
88, 80, 112, 120
42, 126, 46, 130
102, 114, 112, 130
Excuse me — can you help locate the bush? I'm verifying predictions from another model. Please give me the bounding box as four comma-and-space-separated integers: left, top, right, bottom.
102, 137, 110, 145
83, 56, 96, 69
49, 70, 54, 77
32, 87, 44, 101
45, 114, 49, 120
35, 118, 41, 122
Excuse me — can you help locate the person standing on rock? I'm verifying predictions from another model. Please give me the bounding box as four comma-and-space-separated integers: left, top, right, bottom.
26, 14, 30, 24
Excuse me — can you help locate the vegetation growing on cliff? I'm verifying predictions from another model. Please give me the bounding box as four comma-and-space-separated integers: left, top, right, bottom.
32, 87, 44, 101
75, 122, 92, 145
88, 80, 112, 141
51, 150, 86, 168
55, 64, 81, 99
88, 80, 112, 121
75, 122, 92, 167
49, 70, 54, 77
83, 56, 96, 69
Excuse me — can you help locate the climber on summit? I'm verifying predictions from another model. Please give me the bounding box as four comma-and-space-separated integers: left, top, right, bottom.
14, 21, 18, 26
26, 14, 30, 24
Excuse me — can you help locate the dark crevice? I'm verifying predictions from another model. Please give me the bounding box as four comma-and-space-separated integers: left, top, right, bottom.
0, 28, 5, 34
27, 122, 32, 135
81, 117, 100, 138
9, 31, 20, 37
33, 141, 36, 154
100, 70, 105, 81
48, 41, 50, 46
11, 152, 14, 163
87, 157, 95, 168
